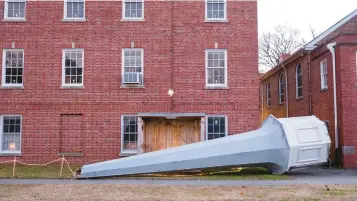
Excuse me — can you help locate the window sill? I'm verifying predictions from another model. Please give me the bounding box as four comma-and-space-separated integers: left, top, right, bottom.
60, 86, 84, 89
0, 86, 24, 90
278, 103, 285, 106
204, 86, 229, 90
296, 97, 303, 101
58, 152, 83, 157
62, 18, 87, 22
0, 152, 22, 156
2, 18, 27, 22
204, 19, 228, 23
120, 152, 137, 157
121, 85, 144, 88
321, 88, 328, 92
121, 18, 145, 22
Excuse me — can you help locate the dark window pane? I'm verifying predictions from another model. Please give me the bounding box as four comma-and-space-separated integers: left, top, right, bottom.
3, 125, 9, 133
220, 125, 225, 133
9, 125, 15, 133
65, 68, 70, 75
214, 124, 219, 133
18, 68, 23, 76
15, 125, 20, 133
208, 125, 213, 133
70, 68, 76, 75
208, 135, 213, 140
65, 58, 71, 67
129, 134, 136, 141
4, 118, 9, 125
5, 76, 10, 83
5, 68, 11, 75
124, 134, 129, 141
76, 76, 82, 84
77, 68, 83, 75
17, 76, 22, 84
124, 125, 129, 133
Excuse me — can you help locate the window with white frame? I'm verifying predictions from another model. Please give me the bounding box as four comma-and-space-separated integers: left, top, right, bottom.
122, 49, 143, 85
207, 116, 227, 140
123, 0, 143, 19
4, 0, 26, 19
2, 49, 24, 87
122, 116, 138, 153
320, 59, 328, 90
266, 81, 271, 107
64, 0, 85, 19
0, 115, 21, 153
62, 49, 84, 87
205, 0, 226, 20
279, 73, 285, 104
206, 49, 227, 87
296, 63, 303, 98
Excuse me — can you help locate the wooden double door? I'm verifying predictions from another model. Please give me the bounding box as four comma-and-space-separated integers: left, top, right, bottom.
143, 118, 201, 153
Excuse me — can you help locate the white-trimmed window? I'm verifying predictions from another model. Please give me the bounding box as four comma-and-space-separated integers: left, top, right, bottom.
2, 49, 24, 87
122, 48, 143, 85
279, 73, 285, 104
205, 0, 226, 21
4, 0, 26, 20
296, 63, 302, 98
121, 116, 138, 153
123, 0, 144, 20
320, 59, 328, 90
62, 49, 84, 87
64, 0, 85, 20
206, 49, 227, 87
206, 116, 227, 140
0, 115, 22, 154
266, 81, 271, 107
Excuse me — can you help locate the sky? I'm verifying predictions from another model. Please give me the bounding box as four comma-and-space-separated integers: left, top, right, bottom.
258, 0, 357, 42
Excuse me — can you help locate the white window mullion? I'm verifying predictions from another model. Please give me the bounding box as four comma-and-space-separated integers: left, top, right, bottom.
62, 49, 84, 87
2, 49, 24, 87
4, 0, 26, 20
122, 48, 144, 85
206, 116, 227, 140
0, 115, 22, 154
205, 49, 227, 88
121, 115, 138, 154
123, 0, 144, 20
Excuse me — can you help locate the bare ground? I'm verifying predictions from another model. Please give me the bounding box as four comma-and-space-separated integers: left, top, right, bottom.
0, 184, 357, 201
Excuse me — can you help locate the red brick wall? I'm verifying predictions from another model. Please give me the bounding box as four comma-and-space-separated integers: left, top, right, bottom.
336, 44, 357, 168
0, 1, 259, 164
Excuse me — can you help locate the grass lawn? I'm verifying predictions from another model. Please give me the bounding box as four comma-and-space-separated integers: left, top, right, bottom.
1, 184, 357, 201
0, 164, 290, 180
0, 164, 80, 179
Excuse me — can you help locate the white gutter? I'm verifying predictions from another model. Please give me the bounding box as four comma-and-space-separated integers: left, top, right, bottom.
327, 42, 338, 149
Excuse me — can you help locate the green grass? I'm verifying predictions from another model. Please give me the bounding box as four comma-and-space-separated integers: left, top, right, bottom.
325, 190, 346, 196
0, 164, 290, 180
0, 164, 80, 179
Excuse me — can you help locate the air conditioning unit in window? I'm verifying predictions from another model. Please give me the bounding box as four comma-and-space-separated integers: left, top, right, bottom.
123, 73, 140, 84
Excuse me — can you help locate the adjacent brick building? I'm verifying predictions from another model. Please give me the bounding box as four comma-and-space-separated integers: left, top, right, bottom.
260, 9, 357, 168
0, 0, 259, 163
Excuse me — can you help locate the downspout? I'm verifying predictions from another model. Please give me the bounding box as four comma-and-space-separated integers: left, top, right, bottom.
260, 82, 264, 123
281, 64, 289, 117
327, 42, 339, 164
308, 52, 312, 115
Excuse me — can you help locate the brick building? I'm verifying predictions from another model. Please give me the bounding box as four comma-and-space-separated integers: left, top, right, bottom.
0, 0, 259, 163
260, 10, 357, 168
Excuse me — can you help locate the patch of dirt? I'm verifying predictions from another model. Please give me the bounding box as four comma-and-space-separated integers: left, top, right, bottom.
0, 184, 357, 201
